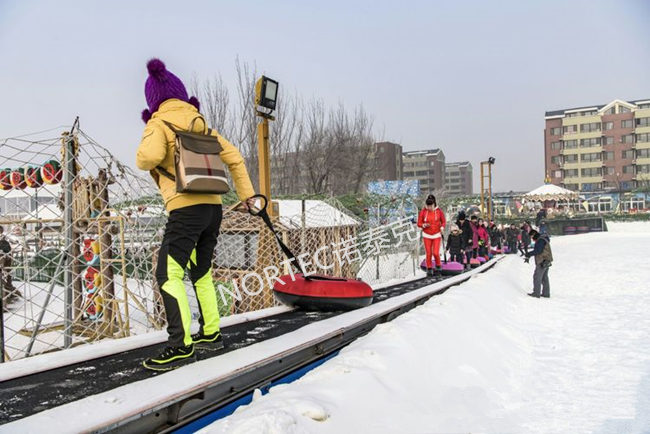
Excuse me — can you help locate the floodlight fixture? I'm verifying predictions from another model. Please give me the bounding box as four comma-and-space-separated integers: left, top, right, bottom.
255, 76, 279, 111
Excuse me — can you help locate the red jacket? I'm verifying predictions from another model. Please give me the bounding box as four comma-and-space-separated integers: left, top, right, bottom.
417, 207, 446, 237
477, 225, 489, 245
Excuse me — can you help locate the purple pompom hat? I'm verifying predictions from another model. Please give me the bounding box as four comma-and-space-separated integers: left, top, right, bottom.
141, 58, 200, 123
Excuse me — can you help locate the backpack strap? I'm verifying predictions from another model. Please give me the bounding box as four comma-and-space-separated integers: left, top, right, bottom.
155, 116, 210, 182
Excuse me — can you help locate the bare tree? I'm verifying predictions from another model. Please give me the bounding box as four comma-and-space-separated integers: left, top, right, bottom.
190, 74, 230, 134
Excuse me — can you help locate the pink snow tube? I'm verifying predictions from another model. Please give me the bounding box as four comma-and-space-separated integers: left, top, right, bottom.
441, 261, 463, 275
477, 256, 486, 264
469, 258, 480, 268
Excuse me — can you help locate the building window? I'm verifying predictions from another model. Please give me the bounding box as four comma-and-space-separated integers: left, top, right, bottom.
550, 127, 562, 136
563, 139, 578, 149
566, 112, 578, 118
636, 133, 650, 143
636, 117, 650, 127
581, 182, 602, 192
606, 107, 616, 115
551, 155, 563, 164
623, 165, 635, 174
622, 149, 635, 159
619, 106, 631, 113
579, 122, 601, 133
637, 149, 650, 159
580, 137, 601, 147
564, 169, 579, 177
587, 197, 612, 212
638, 103, 650, 109
604, 166, 615, 175
563, 125, 578, 134
563, 183, 579, 191
580, 152, 602, 162
581, 167, 602, 177
550, 141, 562, 150
621, 134, 635, 144
622, 197, 646, 211
602, 151, 614, 161
564, 154, 578, 163
604, 136, 614, 145
603, 121, 614, 130
638, 164, 650, 174
621, 119, 634, 128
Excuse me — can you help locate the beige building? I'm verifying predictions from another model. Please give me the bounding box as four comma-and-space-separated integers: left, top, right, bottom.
402, 149, 446, 194
545, 98, 650, 192
444, 161, 473, 196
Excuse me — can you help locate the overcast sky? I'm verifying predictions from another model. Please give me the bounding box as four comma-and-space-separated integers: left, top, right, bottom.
1, 0, 649, 192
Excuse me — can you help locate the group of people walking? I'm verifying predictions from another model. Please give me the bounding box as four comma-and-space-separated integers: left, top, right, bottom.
416, 197, 552, 298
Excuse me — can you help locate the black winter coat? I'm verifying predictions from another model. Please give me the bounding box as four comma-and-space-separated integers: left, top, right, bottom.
456, 219, 472, 248
446, 233, 463, 253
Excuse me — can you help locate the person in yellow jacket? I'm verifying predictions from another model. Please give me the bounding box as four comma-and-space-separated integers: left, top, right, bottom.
137, 59, 255, 370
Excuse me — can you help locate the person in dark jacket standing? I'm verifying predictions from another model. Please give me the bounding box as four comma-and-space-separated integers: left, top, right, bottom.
455, 211, 473, 269
488, 221, 502, 250
506, 223, 518, 254
524, 229, 553, 298
520, 221, 531, 251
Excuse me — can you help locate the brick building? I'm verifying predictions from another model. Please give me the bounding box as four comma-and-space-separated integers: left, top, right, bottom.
545, 98, 650, 192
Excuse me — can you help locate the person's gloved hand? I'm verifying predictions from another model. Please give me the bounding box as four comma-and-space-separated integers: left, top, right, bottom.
524, 257, 530, 263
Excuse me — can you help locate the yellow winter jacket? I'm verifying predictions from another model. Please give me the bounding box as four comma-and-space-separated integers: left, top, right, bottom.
136, 99, 255, 212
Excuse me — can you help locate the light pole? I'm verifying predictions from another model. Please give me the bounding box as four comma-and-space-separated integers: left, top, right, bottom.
255, 75, 279, 215
480, 157, 495, 220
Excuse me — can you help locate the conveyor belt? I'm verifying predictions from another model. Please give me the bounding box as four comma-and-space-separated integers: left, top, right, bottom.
0, 273, 446, 425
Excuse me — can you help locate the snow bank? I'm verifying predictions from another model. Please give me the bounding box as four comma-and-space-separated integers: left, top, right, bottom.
203, 229, 650, 434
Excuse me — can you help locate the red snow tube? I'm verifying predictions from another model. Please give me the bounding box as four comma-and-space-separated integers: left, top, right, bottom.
248, 194, 373, 312
469, 258, 480, 268
273, 273, 373, 311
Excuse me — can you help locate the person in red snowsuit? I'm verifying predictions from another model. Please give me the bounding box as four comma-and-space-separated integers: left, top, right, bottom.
417, 194, 446, 277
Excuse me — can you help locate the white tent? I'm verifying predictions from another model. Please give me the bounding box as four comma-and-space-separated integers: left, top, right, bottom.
523, 184, 578, 202
275, 200, 360, 228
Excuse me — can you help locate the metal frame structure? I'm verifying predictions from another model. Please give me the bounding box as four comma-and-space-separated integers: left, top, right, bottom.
480, 157, 495, 220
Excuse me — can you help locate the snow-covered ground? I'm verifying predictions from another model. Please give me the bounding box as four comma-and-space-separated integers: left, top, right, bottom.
203, 221, 650, 434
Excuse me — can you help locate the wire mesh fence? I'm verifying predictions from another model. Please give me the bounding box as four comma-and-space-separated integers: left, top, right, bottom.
0, 125, 420, 362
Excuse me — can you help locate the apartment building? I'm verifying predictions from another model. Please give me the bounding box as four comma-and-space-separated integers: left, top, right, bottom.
545, 98, 650, 192
444, 161, 473, 196
402, 149, 446, 194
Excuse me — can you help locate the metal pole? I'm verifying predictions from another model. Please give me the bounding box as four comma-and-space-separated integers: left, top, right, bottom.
25, 253, 66, 356
300, 199, 306, 253
62, 119, 78, 348
489, 163, 493, 221
257, 117, 272, 216
480, 162, 485, 216
0, 269, 4, 363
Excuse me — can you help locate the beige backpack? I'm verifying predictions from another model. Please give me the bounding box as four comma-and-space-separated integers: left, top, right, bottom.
156, 117, 230, 194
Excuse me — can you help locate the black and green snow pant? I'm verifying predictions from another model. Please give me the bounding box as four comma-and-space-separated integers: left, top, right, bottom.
156, 204, 222, 347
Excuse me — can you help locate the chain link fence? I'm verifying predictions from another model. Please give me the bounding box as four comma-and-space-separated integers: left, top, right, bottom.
0, 126, 420, 362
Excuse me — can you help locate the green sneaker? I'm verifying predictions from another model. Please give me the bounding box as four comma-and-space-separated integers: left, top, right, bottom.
142, 345, 195, 371
191, 331, 224, 348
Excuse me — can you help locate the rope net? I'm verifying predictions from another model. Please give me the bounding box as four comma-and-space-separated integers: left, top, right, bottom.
0, 127, 420, 361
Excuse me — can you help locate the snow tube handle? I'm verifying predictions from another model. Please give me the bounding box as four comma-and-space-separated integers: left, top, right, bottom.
246, 194, 268, 217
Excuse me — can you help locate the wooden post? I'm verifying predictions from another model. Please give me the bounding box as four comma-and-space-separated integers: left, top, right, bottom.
96, 169, 116, 336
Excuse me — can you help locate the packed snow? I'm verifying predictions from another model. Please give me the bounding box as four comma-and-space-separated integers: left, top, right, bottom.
202, 221, 650, 434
